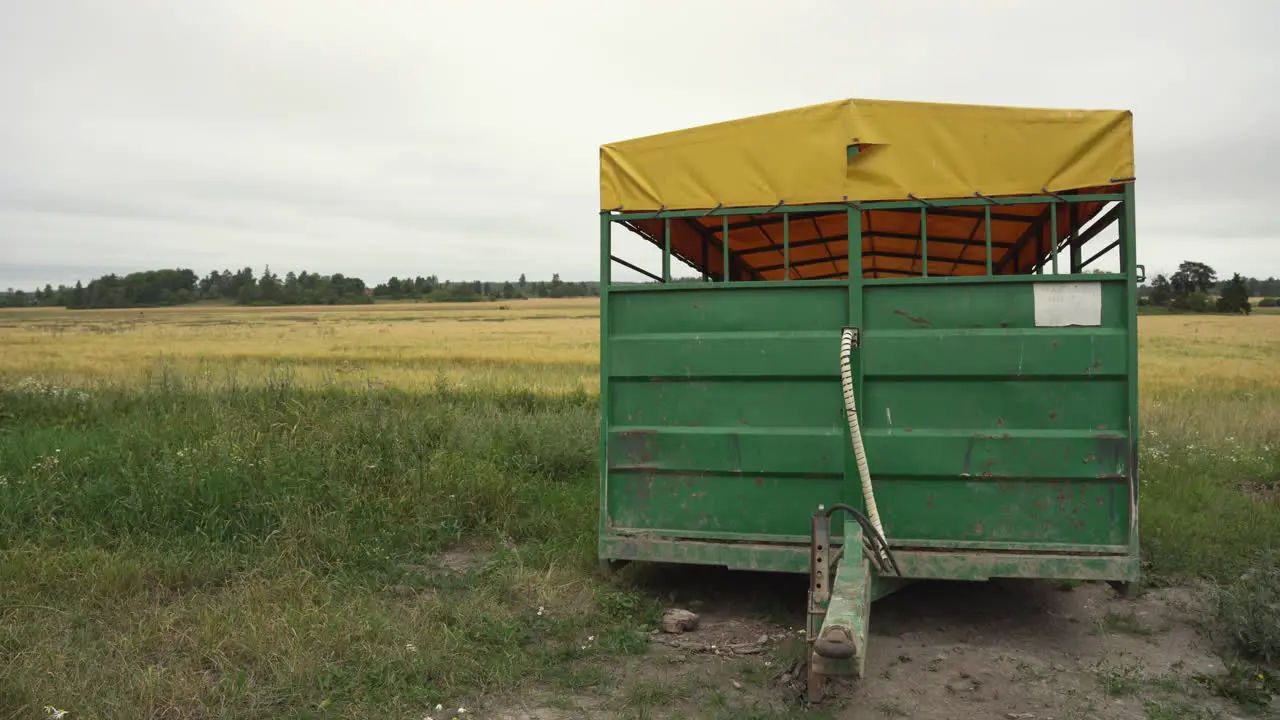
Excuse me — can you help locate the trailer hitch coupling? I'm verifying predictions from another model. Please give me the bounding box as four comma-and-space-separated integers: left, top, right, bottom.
805, 503, 900, 702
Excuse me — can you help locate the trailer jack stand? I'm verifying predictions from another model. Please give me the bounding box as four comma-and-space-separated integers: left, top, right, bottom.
805, 508, 872, 703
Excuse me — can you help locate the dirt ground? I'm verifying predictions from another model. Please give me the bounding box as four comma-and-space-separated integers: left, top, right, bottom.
492, 566, 1273, 720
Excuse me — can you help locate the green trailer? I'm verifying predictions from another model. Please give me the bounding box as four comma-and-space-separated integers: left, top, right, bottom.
596, 98, 1141, 700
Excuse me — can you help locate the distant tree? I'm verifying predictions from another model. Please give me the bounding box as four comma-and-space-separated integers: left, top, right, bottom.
1149, 274, 1173, 306
1171, 291, 1211, 313
1216, 273, 1252, 315
258, 266, 281, 302
1170, 261, 1216, 297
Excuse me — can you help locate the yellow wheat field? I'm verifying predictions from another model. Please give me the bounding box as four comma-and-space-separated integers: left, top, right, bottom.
1137, 313, 1280, 448
0, 299, 600, 393
2, 300, 1278, 445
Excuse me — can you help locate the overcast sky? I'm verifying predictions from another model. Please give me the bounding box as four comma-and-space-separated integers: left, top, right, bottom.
1, 0, 1277, 289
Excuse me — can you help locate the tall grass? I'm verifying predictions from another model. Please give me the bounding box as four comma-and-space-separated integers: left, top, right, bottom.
0, 377, 658, 719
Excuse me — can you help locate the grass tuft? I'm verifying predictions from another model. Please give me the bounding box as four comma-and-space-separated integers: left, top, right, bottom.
1217, 560, 1280, 666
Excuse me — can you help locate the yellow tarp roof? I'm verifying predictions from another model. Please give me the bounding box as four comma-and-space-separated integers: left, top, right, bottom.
600, 98, 1134, 211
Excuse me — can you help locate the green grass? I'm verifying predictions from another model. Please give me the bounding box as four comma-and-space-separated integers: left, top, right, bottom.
0, 378, 660, 719
1138, 442, 1280, 584
3, 362, 1280, 716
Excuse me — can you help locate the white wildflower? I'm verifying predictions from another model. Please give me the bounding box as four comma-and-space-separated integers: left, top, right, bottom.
44, 707, 69, 719
435, 704, 444, 712
537, 606, 544, 616
405, 642, 417, 652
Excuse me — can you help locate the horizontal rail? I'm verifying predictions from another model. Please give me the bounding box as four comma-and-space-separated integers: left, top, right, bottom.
863, 272, 1127, 286
732, 231, 1014, 259
609, 255, 663, 283
701, 206, 1039, 236
607, 278, 847, 293
1082, 239, 1121, 269
606, 193, 1126, 221
755, 250, 987, 274
600, 536, 1139, 579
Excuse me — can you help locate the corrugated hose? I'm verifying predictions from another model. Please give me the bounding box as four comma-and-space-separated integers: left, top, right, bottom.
840, 327, 895, 572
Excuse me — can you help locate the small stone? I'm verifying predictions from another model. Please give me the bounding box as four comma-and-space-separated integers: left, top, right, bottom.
731, 680, 742, 690
660, 609, 700, 634
1006, 714, 1036, 719
757, 634, 769, 645
946, 679, 975, 693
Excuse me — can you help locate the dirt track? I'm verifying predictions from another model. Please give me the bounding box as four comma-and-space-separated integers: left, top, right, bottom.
494, 568, 1270, 719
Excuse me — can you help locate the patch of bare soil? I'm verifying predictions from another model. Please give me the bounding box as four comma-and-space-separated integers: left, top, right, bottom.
438, 543, 492, 574
1236, 479, 1280, 505
494, 566, 1264, 719
841, 579, 1234, 719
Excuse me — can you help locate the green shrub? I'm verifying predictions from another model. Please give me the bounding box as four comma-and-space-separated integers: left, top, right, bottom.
1218, 559, 1280, 665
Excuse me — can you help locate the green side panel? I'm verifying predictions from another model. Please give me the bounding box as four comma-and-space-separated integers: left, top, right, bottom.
608, 427, 843, 475
600, 241, 1138, 579
863, 330, 1127, 377
861, 379, 1126, 430
868, 477, 1129, 545
860, 280, 1136, 553
606, 472, 839, 536
863, 281, 1128, 329
604, 284, 849, 542
610, 285, 846, 333
610, 379, 844, 427
610, 333, 835, 378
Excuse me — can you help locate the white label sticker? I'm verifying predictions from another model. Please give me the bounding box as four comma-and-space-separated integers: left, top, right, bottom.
1033, 282, 1102, 327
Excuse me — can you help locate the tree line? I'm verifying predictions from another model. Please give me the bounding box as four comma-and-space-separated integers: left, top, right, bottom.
1137, 261, 1271, 314
0, 267, 599, 309
2, 261, 1273, 312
